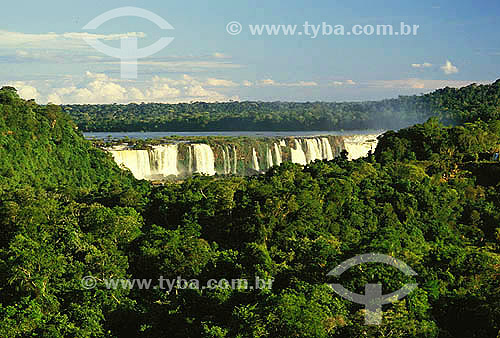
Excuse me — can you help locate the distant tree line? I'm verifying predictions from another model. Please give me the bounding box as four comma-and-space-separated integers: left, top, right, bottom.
61, 80, 500, 132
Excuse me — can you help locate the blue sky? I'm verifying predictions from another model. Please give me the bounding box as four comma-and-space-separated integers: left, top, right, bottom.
1, 0, 499, 104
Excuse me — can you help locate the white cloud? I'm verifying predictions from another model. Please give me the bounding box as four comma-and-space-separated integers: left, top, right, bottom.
0, 30, 145, 49
257, 79, 318, 87
7, 81, 40, 100
242, 80, 253, 87
185, 85, 227, 100
205, 78, 238, 87
329, 80, 356, 86
288, 81, 318, 87
144, 79, 181, 100
411, 62, 433, 68
441, 60, 459, 75
31, 72, 239, 104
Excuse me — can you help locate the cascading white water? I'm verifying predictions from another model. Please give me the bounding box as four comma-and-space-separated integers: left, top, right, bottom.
304, 139, 322, 163
106, 134, 377, 181
274, 143, 282, 166
188, 146, 193, 173
110, 149, 151, 180
221, 145, 233, 175
192, 144, 216, 175
290, 139, 307, 165
110, 145, 179, 180
150, 145, 179, 177
342, 134, 380, 160
222, 146, 229, 174
266, 147, 273, 169
321, 138, 334, 160
252, 148, 260, 171
232, 145, 238, 174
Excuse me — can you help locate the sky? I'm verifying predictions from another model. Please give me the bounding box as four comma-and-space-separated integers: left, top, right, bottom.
1, 0, 499, 104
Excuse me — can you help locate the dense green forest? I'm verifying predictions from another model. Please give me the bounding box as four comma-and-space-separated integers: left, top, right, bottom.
1, 86, 500, 337
63, 80, 500, 132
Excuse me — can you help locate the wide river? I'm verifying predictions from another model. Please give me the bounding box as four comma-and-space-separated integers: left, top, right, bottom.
83, 130, 384, 140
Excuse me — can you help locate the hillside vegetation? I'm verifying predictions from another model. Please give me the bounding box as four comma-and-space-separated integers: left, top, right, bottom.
0, 86, 499, 337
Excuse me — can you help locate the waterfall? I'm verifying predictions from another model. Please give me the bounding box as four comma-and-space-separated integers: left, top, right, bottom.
110, 145, 180, 180
232, 145, 238, 174
274, 143, 282, 166
321, 138, 334, 160
222, 145, 232, 175
110, 149, 151, 180
192, 144, 216, 175
222, 146, 229, 174
106, 134, 380, 181
150, 145, 179, 177
304, 139, 322, 163
342, 134, 379, 160
188, 146, 193, 173
290, 139, 307, 165
266, 147, 273, 169
252, 148, 260, 171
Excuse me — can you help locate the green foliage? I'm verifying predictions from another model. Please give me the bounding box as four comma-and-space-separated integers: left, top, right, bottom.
0, 87, 142, 195
1, 85, 500, 337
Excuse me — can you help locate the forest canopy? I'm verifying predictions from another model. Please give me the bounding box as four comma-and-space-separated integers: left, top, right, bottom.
0, 86, 499, 337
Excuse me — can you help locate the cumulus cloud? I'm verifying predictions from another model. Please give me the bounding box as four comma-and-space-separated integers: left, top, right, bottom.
47, 72, 129, 104
242, 80, 253, 87
7, 81, 41, 100
184, 85, 230, 101
441, 60, 459, 74
35, 72, 238, 104
205, 78, 239, 87
411, 62, 433, 68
